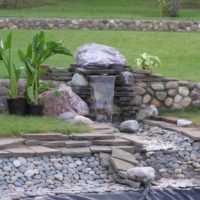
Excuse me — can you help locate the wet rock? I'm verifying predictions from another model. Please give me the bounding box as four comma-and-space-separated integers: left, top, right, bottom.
120, 120, 139, 133
76, 43, 127, 67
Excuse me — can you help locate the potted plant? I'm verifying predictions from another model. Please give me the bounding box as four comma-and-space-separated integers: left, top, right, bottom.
0, 32, 25, 115
18, 31, 73, 116
136, 53, 161, 72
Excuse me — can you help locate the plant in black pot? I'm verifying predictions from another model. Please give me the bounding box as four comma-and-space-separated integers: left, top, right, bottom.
18, 31, 72, 116
0, 32, 25, 115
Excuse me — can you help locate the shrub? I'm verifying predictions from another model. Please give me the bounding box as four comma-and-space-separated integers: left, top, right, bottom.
0, 0, 51, 9
159, 0, 180, 17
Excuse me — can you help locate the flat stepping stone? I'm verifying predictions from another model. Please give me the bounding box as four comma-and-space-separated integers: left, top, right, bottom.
69, 132, 115, 141
144, 119, 200, 141
23, 133, 63, 141
57, 148, 72, 156
112, 148, 138, 165
111, 157, 134, 172
5, 145, 35, 157
118, 134, 144, 148
40, 141, 66, 148
29, 146, 60, 155
0, 138, 25, 149
65, 140, 92, 148
93, 138, 132, 146
25, 140, 40, 146
70, 147, 91, 157
90, 146, 112, 153
0, 150, 12, 158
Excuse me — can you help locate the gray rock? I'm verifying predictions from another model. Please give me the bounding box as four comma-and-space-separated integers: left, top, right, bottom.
119, 71, 134, 86
151, 83, 164, 91
155, 91, 167, 101
71, 73, 89, 87
127, 167, 155, 183
13, 160, 21, 168
54, 174, 64, 182
137, 105, 158, 120
76, 43, 127, 67
57, 112, 76, 120
72, 115, 94, 125
120, 120, 139, 133
24, 170, 35, 177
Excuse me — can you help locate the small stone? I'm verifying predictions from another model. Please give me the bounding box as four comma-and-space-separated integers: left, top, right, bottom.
164, 97, 173, 107
151, 83, 164, 91
134, 86, 146, 95
24, 170, 35, 177
166, 81, 178, 89
178, 86, 189, 96
137, 105, 158, 120
180, 97, 192, 108
155, 91, 167, 101
143, 94, 151, 104
174, 94, 183, 103
54, 163, 63, 171
133, 96, 142, 106
168, 89, 177, 97
13, 160, 21, 168
54, 174, 64, 182
72, 115, 94, 125
177, 119, 192, 127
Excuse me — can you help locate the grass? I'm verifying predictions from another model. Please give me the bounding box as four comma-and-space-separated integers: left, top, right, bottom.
0, 29, 200, 81
0, 113, 91, 137
162, 107, 200, 126
0, 0, 199, 20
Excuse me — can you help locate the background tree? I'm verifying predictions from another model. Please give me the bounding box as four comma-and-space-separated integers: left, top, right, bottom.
159, 0, 180, 17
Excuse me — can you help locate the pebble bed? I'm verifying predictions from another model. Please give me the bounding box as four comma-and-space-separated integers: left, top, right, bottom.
135, 125, 200, 180
0, 154, 132, 199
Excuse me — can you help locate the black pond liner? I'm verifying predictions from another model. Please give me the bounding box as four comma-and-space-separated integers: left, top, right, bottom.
42, 188, 200, 200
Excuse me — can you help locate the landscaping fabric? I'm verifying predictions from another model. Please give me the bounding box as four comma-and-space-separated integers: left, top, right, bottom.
45, 188, 200, 200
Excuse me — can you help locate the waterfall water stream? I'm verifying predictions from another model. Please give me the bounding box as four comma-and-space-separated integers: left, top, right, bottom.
90, 75, 115, 123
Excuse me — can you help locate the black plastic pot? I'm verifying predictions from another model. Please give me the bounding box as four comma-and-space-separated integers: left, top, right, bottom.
26, 104, 44, 116
7, 98, 26, 116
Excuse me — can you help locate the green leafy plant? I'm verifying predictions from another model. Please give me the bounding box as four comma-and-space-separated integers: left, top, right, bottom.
0, 32, 23, 99
136, 53, 161, 71
18, 31, 73, 105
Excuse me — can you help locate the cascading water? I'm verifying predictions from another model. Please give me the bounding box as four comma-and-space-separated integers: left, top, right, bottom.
90, 75, 115, 123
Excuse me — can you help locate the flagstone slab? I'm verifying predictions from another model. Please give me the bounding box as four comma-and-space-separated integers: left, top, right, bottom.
0, 138, 25, 149
23, 133, 63, 141
65, 140, 92, 148
70, 147, 91, 157
0, 150, 12, 158
5, 145, 35, 157
118, 134, 144, 148
111, 157, 134, 172
93, 138, 132, 146
40, 141, 66, 148
90, 146, 112, 153
25, 140, 40, 146
112, 148, 138, 165
29, 146, 60, 156
69, 132, 115, 141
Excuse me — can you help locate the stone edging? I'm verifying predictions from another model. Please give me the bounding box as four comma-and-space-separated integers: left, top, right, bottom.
0, 18, 200, 32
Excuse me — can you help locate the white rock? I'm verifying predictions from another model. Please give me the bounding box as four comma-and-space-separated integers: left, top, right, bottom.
127, 167, 155, 183
13, 160, 21, 168
76, 43, 127, 67
120, 120, 139, 133
71, 73, 89, 86
57, 112, 76, 120
177, 119, 192, 127
54, 173, 64, 181
137, 105, 158, 120
18, 157, 27, 166
24, 170, 35, 177
72, 115, 94, 125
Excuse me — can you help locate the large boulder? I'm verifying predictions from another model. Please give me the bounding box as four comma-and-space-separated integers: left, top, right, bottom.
127, 167, 155, 184
120, 120, 139, 133
40, 84, 89, 116
76, 43, 127, 67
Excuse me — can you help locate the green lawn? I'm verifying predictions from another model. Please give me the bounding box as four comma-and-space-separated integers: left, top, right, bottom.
0, 30, 200, 81
0, 114, 91, 137
162, 107, 200, 126
0, 0, 199, 19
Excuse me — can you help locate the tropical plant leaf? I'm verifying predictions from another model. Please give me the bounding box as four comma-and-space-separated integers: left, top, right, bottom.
4, 32, 12, 49
18, 49, 26, 62
27, 43, 33, 59
27, 85, 35, 104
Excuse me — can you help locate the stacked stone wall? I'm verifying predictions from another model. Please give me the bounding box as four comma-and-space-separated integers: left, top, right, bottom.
0, 18, 200, 32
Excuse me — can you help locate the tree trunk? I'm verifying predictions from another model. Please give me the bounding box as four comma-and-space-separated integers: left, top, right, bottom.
170, 0, 180, 17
